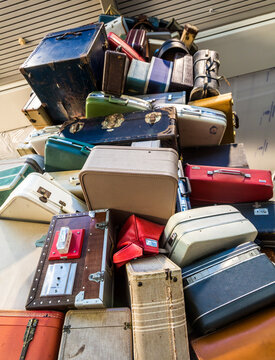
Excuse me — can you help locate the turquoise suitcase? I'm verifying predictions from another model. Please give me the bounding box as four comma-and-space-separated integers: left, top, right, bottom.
125, 59, 150, 95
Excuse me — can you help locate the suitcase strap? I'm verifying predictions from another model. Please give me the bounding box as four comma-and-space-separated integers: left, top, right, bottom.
20, 318, 38, 360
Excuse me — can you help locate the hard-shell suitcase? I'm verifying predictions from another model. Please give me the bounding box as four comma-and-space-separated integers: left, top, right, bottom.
145, 57, 173, 94
0, 172, 87, 222
168, 53, 193, 92
104, 16, 129, 37
16, 142, 37, 156
58, 308, 132, 360
107, 32, 145, 62
148, 39, 164, 59
28, 125, 62, 155
176, 161, 191, 212
61, 108, 178, 150
99, 14, 136, 29
162, 205, 257, 267
156, 39, 189, 61
102, 51, 129, 96
189, 93, 237, 144
182, 143, 249, 168
22, 92, 53, 129
85, 91, 151, 118
0, 310, 64, 360
26, 210, 115, 310
154, 104, 227, 148
0, 155, 44, 206
126, 255, 190, 360
20, 24, 108, 124
180, 23, 199, 50
146, 31, 180, 40
125, 59, 150, 95
137, 91, 186, 106
191, 307, 275, 360
125, 29, 147, 57
0, 219, 49, 310
46, 171, 84, 201
44, 136, 94, 172
79, 146, 178, 222
181, 242, 275, 334
185, 164, 273, 205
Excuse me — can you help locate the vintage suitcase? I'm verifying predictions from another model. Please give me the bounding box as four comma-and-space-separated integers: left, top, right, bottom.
156, 39, 189, 61
131, 140, 161, 148
79, 146, 178, 222
168, 53, 193, 92
125, 59, 150, 95
26, 210, 115, 311
126, 255, 190, 360
182, 143, 249, 168
107, 32, 145, 62
154, 104, 227, 148
176, 161, 191, 212
61, 108, 178, 150
58, 308, 132, 360
125, 29, 147, 57
85, 91, 151, 118
28, 125, 62, 155
162, 205, 257, 267
102, 50, 129, 96
145, 57, 173, 94
0, 172, 87, 222
137, 91, 186, 106
104, 16, 129, 37
189, 93, 237, 144
20, 24, 108, 124
0, 219, 49, 310
180, 23, 199, 50
185, 164, 273, 205
146, 31, 180, 41
22, 92, 53, 129
44, 136, 94, 172
46, 171, 84, 201
99, 14, 136, 29
16, 142, 37, 156
191, 307, 275, 360
0, 310, 64, 360
181, 242, 275, 334
0, 155, 44, 206
148, 39, 164, 59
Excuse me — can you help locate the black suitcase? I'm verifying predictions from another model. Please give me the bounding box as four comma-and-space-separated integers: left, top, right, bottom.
181, 242, 275, 335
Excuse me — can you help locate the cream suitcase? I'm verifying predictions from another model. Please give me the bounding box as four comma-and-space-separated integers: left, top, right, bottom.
163, 205, 258, 267
0, 219, 49, 310
46, 171, 84, 200
126, 255, 190, 360
104, 16, 129, 37
58, 308, 132, 359
0, 172, 87, 222
28, 125, 62, 155
80, 146, 178, 221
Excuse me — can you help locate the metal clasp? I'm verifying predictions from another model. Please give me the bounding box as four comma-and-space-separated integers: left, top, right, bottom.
88, 271, 105, 283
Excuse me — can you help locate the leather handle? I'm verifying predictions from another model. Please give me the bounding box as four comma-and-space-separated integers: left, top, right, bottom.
108, 96, 128, 105
207, 169, 251, 178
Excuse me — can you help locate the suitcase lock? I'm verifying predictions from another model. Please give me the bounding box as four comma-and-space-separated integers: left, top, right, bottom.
37, 187, 51, 203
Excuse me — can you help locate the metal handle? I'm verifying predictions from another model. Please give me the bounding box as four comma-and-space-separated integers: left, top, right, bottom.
108, 96, 128, 105
56, 31, 82, 40
207, 169, 251, 178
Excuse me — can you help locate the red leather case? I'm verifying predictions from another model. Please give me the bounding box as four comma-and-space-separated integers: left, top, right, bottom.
107, 32, 146, 62
185, 164, 273, 205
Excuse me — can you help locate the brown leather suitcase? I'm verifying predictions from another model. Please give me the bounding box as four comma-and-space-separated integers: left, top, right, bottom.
0, 310, 64, 360
191, 307, 275, 360
26, 210, 115, 311
102, 50, 129, 96
169, 52, 193, 92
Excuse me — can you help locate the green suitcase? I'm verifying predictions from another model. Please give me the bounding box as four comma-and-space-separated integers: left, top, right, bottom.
44, 136, 94, 172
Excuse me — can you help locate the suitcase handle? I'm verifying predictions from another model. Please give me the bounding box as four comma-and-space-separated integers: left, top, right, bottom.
207, 169, 251, 178
108, 96, 129, 105
179, 176, 191, 194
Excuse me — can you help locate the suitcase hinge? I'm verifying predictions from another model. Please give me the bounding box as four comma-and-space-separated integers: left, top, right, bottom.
88, 271, 105, 283
20, 318, 38, 360
124, 322, 132, 330
165, 269, 172, 280
95, 222, 108, 230
63, 325, 71, 334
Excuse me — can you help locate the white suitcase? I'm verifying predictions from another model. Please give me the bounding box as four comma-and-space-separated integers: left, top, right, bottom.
155, 104, 227, 148
0, 219, 49, 310
162, 205, 258, 267
45, 171, 84, 200
136, 91, 186, 106
105, 16, 129, 37
0, 172, 87, 222
28, 125, 62, 155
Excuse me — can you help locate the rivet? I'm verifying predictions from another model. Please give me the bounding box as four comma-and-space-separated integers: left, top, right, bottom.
88, 249, 90, 252
77, 231, 80, 234
32, 288, 35, 291
58, 300, 61, 303
83, 286, 85, 289
49, 301, 52, 304
53, 252, 56, 254
173, 277, 178, 282
40, 301, 43, 304
138, 282, 142, 287
30, 296, 33, 299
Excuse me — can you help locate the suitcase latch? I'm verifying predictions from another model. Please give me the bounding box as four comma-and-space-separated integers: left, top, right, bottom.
88, 271, 105, 283
37, 187, 51, 203
95, 222, 108, 230
168, 232, 177, 246
20, 318, 38, 360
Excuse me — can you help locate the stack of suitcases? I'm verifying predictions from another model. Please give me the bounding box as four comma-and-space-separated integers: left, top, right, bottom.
1, 4, 274, 360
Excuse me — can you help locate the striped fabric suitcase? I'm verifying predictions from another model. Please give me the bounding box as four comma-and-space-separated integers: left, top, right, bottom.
125, 29, 147, 57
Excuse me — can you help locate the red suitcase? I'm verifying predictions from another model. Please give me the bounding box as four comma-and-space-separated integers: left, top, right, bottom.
107, 32, 146, 62
125, 29, 147, 57
185, 164, 273, 205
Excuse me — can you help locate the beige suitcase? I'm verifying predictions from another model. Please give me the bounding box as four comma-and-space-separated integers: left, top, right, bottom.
0, 219, 49, 310
80, 146, 178, 222
126, 255, 190, 360
22, 92, 53, 129
46, 171, 84, 200
58, 308, 132, 359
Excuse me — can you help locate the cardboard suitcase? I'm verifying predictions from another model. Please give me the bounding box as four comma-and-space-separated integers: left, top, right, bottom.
46, 171, 84, 201
162, 205, 257, 267
0, 172, 87, 223
126, 255, 190, 360
191, 307, 275, 360
22, 92, 53, 129
108, 32, 145, 62
28, 125, 62, 156
0, 219, 49, 310
80, 146, 178, 222
20, 24, 108, 124
58, 308, 132, 360
185, 164, 273, 205
181, 242, 275, 334
26, 210, 115, 311
125, 59, 150, 95
145, 57, 173, 94
85, 91, 151, 118
61, 108, 178, 150
0, 155, 44, 206
0, 310, 64, 360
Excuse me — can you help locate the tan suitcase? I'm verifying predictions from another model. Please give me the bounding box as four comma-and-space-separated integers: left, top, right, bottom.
80, 146, 178, 222
22, 92, 53, 129
126, 255, 190, 360
58, 308, 132, 359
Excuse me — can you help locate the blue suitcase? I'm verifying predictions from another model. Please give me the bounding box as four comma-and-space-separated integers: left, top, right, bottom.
145, 57, 173, 94
20, 24, 108, 124
181, 242, 275, 334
